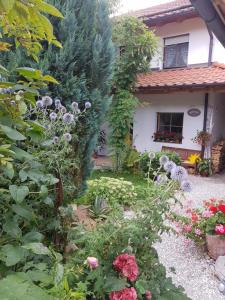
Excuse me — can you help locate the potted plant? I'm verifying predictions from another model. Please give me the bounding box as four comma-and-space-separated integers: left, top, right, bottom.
172, 198, 225, 259
193, 130, 211, 147
197, 158, 212, 177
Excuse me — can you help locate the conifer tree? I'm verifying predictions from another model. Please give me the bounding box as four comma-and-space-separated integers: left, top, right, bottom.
40, 0, 115, 192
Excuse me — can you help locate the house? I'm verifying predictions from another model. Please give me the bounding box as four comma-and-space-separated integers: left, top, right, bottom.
131, 0, 225, 162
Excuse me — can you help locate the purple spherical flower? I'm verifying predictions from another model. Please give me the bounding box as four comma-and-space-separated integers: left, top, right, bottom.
85, 101, 92, 109
10, 100, 16, 106
36, 100, 43, 109
171, 166, 188, 182
159, 155, 169, 166
53, 136, 59, 144
63, 133, 72, 142
42, 96, 53, 107
156, 174, 168, 185
62, 113, 74, 124
60, 105, 67, 114
164, 161, 176, 173
181, 180, 192, 192
49, 112, 57, 121
149, 152, 155, 160
55, 98, 61, 108
71, 102, 79, 110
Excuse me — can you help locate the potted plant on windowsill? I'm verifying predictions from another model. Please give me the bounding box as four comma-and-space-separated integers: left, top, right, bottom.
172, 199, 225, 259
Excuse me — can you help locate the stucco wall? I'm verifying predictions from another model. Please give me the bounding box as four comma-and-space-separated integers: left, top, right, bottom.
150, 17, 225, 69
210, 93, 225, 145
133, 93, 204, 153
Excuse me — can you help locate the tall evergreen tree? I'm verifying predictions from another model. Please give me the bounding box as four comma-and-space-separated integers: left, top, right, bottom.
40, 0, 114, 192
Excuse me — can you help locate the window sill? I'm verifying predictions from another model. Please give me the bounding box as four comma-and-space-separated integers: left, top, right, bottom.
154, 139, 182, 144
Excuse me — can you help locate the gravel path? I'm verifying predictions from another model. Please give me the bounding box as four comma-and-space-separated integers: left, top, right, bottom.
154, 174, 225, 300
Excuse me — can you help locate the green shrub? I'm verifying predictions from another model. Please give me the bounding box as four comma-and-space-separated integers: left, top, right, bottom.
85, 177, 137, 206
139, 151, 182, 175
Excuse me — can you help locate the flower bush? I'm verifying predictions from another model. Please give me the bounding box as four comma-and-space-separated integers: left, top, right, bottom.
85, 177, 137, 206
172, 198, 225, 244
113, 253, 138, 282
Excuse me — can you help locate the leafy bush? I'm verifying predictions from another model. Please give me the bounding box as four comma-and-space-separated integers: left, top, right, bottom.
139, 151, 182, 175
85, 177, 137, 206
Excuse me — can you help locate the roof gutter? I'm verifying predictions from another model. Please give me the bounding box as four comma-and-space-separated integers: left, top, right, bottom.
190, 0, 225, 47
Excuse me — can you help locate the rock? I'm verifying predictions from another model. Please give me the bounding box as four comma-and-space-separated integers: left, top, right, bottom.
215, 256, 225, 281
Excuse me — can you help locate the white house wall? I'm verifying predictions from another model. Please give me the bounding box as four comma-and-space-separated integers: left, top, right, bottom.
150, 17, 225, 69
133, 93, 204, 153
210, 93, 225, 145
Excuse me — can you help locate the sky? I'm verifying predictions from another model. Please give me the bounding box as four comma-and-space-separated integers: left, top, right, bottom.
119, 0, 173, 14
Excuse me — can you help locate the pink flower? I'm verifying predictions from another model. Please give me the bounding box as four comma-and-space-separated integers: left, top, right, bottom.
215, 224, 225, 235
109, 287, 137, 300
113, 253, 138, 282
195, 228, 202, 236
183, 224, 192, 233
86, 257, 99, 269
183, 238, 192, 246
202, 210, 213, 218
145, 290, 152, 300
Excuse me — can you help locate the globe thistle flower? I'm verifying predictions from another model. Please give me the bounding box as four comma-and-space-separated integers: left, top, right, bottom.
85, 101, 92, 109
55, 98, 61, 108
36, 100, 43, 109
60, 105, 67, 114
164, 161, 176, 173
159, 155, 169, 166
49, 112, 57, 121
71, 101, 79, 110
10, 100, 16, 106
53, 136, 59, 144
42, 96, 53, 107
62, 113, 74, 124
171, 166, 188, 182
63, 133, 72, 142
156, 174, 168, 185
149, 152, 155, 160
181, 180, 192, 192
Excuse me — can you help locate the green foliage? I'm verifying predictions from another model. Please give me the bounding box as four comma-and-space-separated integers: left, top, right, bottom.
0, 0, 63, 60
139, 151, 182, 175
36, 0, 115, 194
197, 158, 212, 176
67, 179, 189, 300
113, 16, 158, 91
85, 177, 137, 207
108, 90, 138, 171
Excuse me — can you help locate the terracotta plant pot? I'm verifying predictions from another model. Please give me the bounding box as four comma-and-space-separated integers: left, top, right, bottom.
206, 234, 225, 259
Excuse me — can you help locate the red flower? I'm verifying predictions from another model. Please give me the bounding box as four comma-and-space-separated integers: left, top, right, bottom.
215, 224, 225, 235
191, 213, 198, 222
209, 206, 218, 213
109, 287, 137, 300
113, 253, 138, 282
146, 290, 152, 300
218, 204, 225, 214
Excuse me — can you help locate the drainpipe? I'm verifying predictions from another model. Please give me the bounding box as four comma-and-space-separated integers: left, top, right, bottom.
201, 27, 213, 158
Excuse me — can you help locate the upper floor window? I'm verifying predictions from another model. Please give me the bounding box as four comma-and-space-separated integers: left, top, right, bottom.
163, 34, 189, 69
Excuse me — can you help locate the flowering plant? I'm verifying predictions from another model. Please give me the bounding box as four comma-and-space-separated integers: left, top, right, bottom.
172, 198, 225, 244
154, 131, 183, 143
113, 253, 138, 282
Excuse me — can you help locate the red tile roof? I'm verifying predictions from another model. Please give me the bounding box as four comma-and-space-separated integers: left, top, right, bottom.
136, 63, 225, 92
126, 0, 193, 19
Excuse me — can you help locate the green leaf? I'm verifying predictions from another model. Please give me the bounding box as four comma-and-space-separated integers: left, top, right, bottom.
22, 243, 51, 256
16, 67, 42, 79
0, 125, 26, 140
12, 204, 32, 221
54, 263, 64, 285
9, 185, 29, 203
3, 219, 22, 238
0, 274, 54, 300
42, 75, 59, 84
0, 64, 9, 75
0, 0, 15, 12
4, 164, 14, 179
38, 2, 64, 18
11, 146, 33, 161
22, 232, 43, 244
0, 245, 25, 266
19, 169, 28, 182
104, 277, 127, 292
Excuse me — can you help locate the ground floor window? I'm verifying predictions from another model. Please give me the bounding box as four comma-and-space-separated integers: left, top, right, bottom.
154, 112, 184, 144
